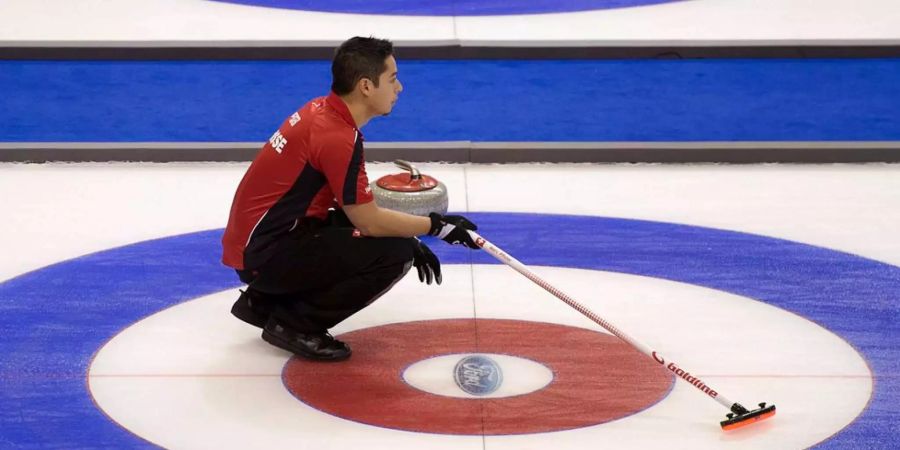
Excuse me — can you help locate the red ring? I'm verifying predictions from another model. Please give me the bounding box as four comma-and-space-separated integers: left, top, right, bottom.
283, 319, 673, 435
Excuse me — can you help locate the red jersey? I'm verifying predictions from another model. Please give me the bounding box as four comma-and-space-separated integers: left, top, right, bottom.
222, 92, 374, 270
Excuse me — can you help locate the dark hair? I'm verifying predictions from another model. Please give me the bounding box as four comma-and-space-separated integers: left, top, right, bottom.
331, 37, 394, 95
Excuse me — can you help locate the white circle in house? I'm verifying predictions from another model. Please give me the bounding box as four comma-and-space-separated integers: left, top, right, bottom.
402, 353, 554, 399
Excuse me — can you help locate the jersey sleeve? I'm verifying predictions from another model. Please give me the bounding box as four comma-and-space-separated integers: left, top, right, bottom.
316, 130, 374, 207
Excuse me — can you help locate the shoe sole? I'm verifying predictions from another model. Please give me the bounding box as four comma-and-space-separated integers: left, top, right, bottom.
231, 300, 268, 328
261, 329, 352, 362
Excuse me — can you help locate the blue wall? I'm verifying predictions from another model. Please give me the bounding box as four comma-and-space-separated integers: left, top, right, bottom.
2, 59, 899, 142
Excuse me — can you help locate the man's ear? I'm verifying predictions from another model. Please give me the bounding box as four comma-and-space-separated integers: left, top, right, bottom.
358, 77, 373, 96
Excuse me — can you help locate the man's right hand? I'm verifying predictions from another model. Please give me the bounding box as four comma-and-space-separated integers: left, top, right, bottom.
428, 213, 480, 249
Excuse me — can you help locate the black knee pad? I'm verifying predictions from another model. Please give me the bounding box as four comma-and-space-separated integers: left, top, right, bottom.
385, 237, 417, 264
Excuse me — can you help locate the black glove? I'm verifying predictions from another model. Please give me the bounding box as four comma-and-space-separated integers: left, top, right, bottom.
428, 213, 480, 249
412, 238, 442, 285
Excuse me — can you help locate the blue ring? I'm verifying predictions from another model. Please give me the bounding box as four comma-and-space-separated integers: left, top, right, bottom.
207, 0, 683, 16
0, 213, 897, 448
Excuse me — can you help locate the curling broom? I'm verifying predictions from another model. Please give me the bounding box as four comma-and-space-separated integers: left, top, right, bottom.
468, 230, 776, 431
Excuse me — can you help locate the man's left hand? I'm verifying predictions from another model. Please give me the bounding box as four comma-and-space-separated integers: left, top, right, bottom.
412, 238, 442, 285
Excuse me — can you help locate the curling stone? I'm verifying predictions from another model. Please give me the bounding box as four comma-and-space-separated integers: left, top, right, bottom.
371, 160, 448, 217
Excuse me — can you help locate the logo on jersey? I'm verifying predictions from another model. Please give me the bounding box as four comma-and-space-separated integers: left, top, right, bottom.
453, 355, 502, 396
289, 112, 301, 127
269, 130, 287, 153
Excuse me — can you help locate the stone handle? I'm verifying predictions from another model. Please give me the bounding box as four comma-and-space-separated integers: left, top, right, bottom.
394, 159, 421, 180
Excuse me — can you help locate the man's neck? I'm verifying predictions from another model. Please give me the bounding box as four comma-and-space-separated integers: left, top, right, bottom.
340, 94, 372, 129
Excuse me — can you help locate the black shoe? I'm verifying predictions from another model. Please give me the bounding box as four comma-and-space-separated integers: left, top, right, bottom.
230, 289, 271, 328
261, 319, 351, 361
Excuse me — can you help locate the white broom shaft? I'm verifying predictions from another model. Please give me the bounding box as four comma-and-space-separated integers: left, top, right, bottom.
470, 231, 736, 411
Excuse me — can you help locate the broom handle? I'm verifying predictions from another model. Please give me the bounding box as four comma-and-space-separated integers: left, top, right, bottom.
468, 230, 738, 412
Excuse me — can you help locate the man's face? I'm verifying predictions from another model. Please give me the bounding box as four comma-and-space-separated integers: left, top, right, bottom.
369, 55, 403, 116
